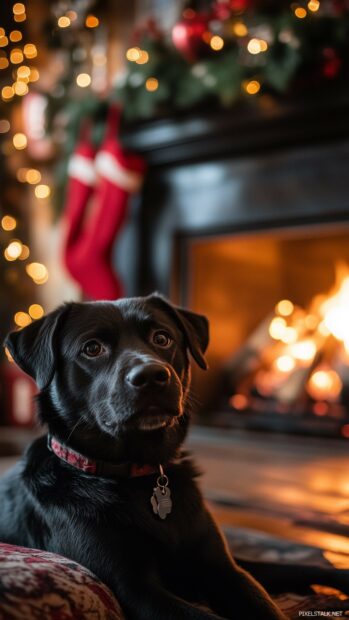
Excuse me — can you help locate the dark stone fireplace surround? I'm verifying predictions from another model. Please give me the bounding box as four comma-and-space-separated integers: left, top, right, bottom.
120, 91, 349, 301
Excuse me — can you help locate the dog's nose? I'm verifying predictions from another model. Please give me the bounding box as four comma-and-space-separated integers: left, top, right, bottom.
126, 363, 171, 389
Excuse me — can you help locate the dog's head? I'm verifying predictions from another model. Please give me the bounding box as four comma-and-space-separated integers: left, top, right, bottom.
4, 295, 209, 462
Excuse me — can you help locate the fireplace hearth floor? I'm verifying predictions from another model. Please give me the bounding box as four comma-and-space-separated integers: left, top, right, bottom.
188, 426, 349, 563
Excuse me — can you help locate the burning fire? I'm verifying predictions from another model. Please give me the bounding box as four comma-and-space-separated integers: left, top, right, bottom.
319, 263, 349, 352
229, 263, 349, 426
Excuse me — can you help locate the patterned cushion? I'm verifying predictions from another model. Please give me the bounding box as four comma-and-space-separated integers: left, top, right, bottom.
1, 533, 349, 620
0, 543, 125, 620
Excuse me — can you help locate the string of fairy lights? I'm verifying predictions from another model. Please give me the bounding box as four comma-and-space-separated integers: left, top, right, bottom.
1, 2, 103, 335
0, 2, 48, 331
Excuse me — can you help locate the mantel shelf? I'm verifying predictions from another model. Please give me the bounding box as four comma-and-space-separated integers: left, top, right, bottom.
121, 89, 349, 166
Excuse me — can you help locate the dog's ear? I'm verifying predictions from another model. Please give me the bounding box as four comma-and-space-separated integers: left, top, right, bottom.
3, 304, 71, 390
149, 294, 209, 370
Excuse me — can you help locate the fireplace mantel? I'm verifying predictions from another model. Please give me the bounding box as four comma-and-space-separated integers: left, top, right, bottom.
121, 90, 349, 167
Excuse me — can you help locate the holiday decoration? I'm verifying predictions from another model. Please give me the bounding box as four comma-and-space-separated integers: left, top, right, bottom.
63, 106, 145, 300
172, 10, 210, 61
114, 1, 349, 121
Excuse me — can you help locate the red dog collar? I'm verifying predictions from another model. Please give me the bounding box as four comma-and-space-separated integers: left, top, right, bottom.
47, 434, 165, 479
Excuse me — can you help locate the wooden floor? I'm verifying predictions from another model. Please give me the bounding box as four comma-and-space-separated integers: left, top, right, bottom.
2, 425, 349, 564
188, 427, 349, 563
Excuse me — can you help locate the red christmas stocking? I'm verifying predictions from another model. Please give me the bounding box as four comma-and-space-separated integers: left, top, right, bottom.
64, 106, 145, 300
63, 127, 97, 283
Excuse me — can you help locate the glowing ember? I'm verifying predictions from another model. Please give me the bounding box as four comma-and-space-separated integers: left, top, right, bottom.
274, 355, 296, 373
289, 340, 317, 362
307, 368, 342, 402
269, 317, 287, 340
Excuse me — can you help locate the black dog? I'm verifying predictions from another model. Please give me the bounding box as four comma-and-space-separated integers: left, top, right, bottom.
0, 295, 288, 619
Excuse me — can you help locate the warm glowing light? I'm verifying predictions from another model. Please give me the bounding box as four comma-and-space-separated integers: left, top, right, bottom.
341, 424, 349, 438
0, 36, 9, 48
145, 77, 159, 92
23, 44, 37, 58
25, 168, 41, 184
85, 15, 99, 28
0, 119, 10, 133
10, 48, 24, 64
35, 184, 50, 199
230, 394, 248, 410
14, 311, 32, 327
58, 16, 71, 28
243, 79, 261, 95
294, 7, 307, 18
26, 262, 48, 284
274, 355, 296, 373
269, 317, 287, 340
76, 73, 91, 88
307, 369, 342, 401
28, 303, 44, 319
4, 249, 15, 261
29, 67, 39, 82
276, 299, 294, 316
233, 22, 248, 37
290, 340, 317, 362
1, 86, 13, 102
16, 167, 28, 182
280, 326, 298, 344
0, 29, 4, 37
135, 50, 149, 64
13, 132, 27, 149
13, 3, 25, 15
5, 240, 22, 260
0, 57, 9, 69
1, 215, 16, 230
13, 81, 28, 95
19, 244, 29, 260
308, 0, 320, 10
318, 321, 330, 336
14, 13, 26, 22
17, 65, 30, 79
305, 314, 318, 330
210, 35, 224, 51
10, 30, 22, 42
126, 47, 141, 62
320, 265, 349, 344
247, 38, 268, 54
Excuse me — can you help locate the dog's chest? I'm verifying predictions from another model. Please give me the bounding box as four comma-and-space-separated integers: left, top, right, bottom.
116, 470, 205, 548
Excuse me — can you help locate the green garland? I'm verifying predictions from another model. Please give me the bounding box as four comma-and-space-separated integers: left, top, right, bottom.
115, 6, 349, 121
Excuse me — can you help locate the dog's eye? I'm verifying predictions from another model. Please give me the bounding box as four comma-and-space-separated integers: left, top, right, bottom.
152, 330, 173, 348
81, 340, 104, 358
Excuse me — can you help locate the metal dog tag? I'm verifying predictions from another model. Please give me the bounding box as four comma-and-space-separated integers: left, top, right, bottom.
150, 466, 172, 520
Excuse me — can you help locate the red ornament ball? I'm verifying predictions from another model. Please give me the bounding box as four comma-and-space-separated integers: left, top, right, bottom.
172, 10, 209, 62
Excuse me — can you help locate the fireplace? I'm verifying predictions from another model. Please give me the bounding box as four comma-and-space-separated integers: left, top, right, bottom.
179, 224, 349, 437
121, 91, 349, 438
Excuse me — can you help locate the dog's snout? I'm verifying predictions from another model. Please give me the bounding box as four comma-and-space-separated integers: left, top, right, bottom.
126, 363, 171, 389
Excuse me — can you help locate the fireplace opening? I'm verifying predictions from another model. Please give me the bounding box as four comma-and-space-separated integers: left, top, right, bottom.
180, 223, 349, 438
